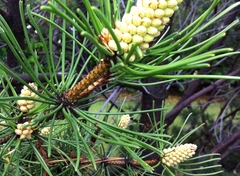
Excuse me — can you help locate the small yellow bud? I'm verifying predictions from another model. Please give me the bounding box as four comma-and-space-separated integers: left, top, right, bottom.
22, 130, 29, 135
127, 24, 137, 35
129, 54, 136, 62
26, 126, 32, 130
137, 7, 146, 18
164, 8, 175, 17
149, 0, 158, 9
20, 106, 29, 113
167, 0, 178, 8
136, 25, 147, 36
115, 21, 128, 33
122, 33, 132, 43
145, 8, 154, 18
20, 134, 26, 139
26, 100, 34, 104
15, 129, 22, 135
141, 17, 152, 28
130, 6, 138, 16
17, 100, 27, 106
23, 85, 28, 90
162, 17, 170, 24
21, 89, 31, 96
41, 127, 51, 136
118, 114, 131, 128
114, 28, 123, 41
143, 34, 154, 43
132, 34, 143, 43
158, 0, 168, 9
120, 42, 129, 53
26, 134, 32, 139
139, 42, 149, 50
147, 26, 158, 35
132, 15, 142, 26
157, 25, 165, 31
26, 103, 35, 110
154, 9, 165, 18
142, 0, 150, 8
173, 6, 179, 11
108, 40, 118, 51
151, 18, 162, 27
162, 143, 197, 167
30, 92, 37, 98
122, 13, 133, 25
152, 31, 161, 37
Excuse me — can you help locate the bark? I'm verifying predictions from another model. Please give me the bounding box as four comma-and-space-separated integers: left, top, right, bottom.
165, 67, 240, 127
211, 128, 240, 154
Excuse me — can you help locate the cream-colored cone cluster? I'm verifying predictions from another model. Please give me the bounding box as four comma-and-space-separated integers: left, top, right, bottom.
0, 121, 6, 130
15, 122, 34, 140
101, 0, 182, 61
162, 143, 197, 167
17, 83, 38, 113
118, 114, 131, 129
40, 127, 51, 136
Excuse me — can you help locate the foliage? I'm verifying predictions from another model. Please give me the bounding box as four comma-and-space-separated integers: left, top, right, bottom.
0, 0, 240, 175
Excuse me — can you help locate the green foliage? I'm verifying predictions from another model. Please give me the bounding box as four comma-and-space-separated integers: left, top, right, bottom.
0, 0, 239, 175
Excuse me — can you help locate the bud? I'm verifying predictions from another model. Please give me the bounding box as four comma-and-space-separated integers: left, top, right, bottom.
108, 40, 118, 51
0, 121, 6, 130
162, 143, 197, 167
147, 26, 158, 35
122, 13, 133, 25
118, 114, 131, 129
132, 34, 144, 43
158, 0, 168, 9
21, 89, 31, 96
145, 8, 154, 18
137, 7, 146, 18
41, 127, 51, 136
136, 25, 147, 36
154, 9, 165, 18
167, 0, 178, 8
162, 17, 170, 24
141, 17, 152, 28
114, 28, 123, 41
17, 100, 27, 106
164, 8, 175, 17
149, 0, 158, 10
139, 42, 149, 50
151, 18, 162, 27
15, 129, 22, 135
130, 6, 138, 16
115, 21, 128, 33
143, 34, 154, 43
122, 33, 132, 43
120, 42, 129, 53
132, 15, 142, 26
127, 24, 137, 35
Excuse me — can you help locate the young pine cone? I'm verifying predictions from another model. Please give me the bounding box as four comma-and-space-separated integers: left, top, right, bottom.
17, 83, 38, 113
161, 143, 197, 167
100, 0, 183, 61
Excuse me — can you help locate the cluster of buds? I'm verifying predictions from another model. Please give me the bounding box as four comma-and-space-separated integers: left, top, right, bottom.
40, 127, 51, 136
17, 83, 38, 113
118, 114, 131, 129
0, 121, 6, 130
161, 143, 197, 167
14, 122, 34, 140
100, 0, 182, 61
